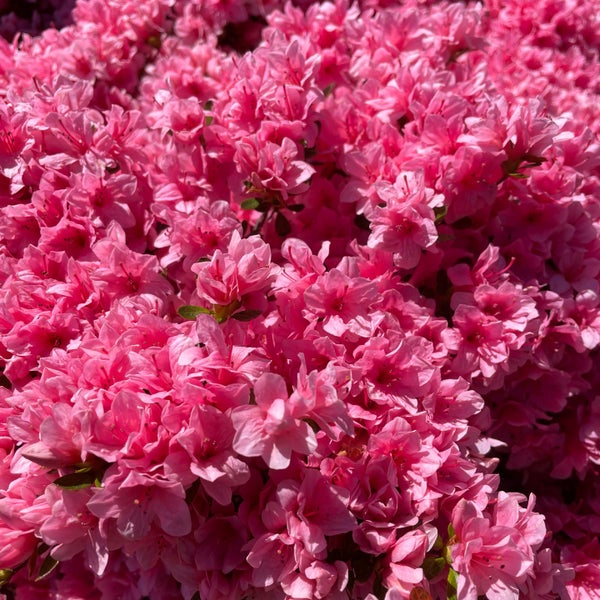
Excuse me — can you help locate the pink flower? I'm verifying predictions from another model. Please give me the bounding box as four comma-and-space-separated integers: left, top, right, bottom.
231, 372, 317, 469
446, 305, 509, 378
450, 496, 540, 600
383, 529, 431, 596
368, 172, 440, 269
192, 230, 279, 311
303, 269, 378, 338
39, 486, 109, 576
235, 135, 315, 200
87, 468, 191, 540
562, 539, 600, 600
170, 404, 250, 505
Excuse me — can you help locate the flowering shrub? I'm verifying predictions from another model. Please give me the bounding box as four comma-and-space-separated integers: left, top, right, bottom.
0, 0, 599, 598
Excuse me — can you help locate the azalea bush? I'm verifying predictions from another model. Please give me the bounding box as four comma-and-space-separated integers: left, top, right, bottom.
0, 0, 599, 598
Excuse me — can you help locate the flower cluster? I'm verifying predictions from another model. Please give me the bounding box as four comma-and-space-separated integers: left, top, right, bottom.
0, 0, 599, 599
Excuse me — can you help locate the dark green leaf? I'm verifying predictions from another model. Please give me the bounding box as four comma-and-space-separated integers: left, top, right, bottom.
275, 212, 291, 237
105, 161, 120, 174
147, 34, 161, 49
423, 556, 446, 580
205, 115, 214, 126
35, 555, 59, 581
178, 305, 211, 320
231, 309, 262, 322
53, 471, 97, 490
287, 203, 305, 212
434, 205, 448, 223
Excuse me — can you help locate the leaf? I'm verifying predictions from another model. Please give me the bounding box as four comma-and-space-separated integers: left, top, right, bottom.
241, 197, 261, 210
434, 205, 448, 223
205, 115, 214, 126
178, 305, 211, 320
53, 470, 97, 490
423, 556, 446, 580
147, 34, 161, 49
275, 212, 291, 237
231, 309, 262, 321
0, 569, 13, 587
287, 203, 305, 212
444, 544, 453, 565
446, 567, 458, 600
35, 555, 59, 581
213, 300, 241, 323
409, 587, 433, 600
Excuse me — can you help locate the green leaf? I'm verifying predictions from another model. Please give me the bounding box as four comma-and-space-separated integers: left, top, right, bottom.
213, 300, 241, 323
204, 100, 214, 111
434, 205, 448, 223
35, 555, 59, 581
444, 543, 453, 565
147, 35, 161, 49
241, 197, 261, 210
323, 83, 335, 97
287, 203, 305, 212
178, 305, 211, 320
231, 309, 262, 321
423, 556, 446, 580
275, 212, 291, 237
205, 115, 214, 126
53, 471, 97, 490
0, 569, 13, 587
446, 567, 458, 600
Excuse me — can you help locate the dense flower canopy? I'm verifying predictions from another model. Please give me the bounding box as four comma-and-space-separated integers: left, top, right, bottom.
0, 0, 599, 598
